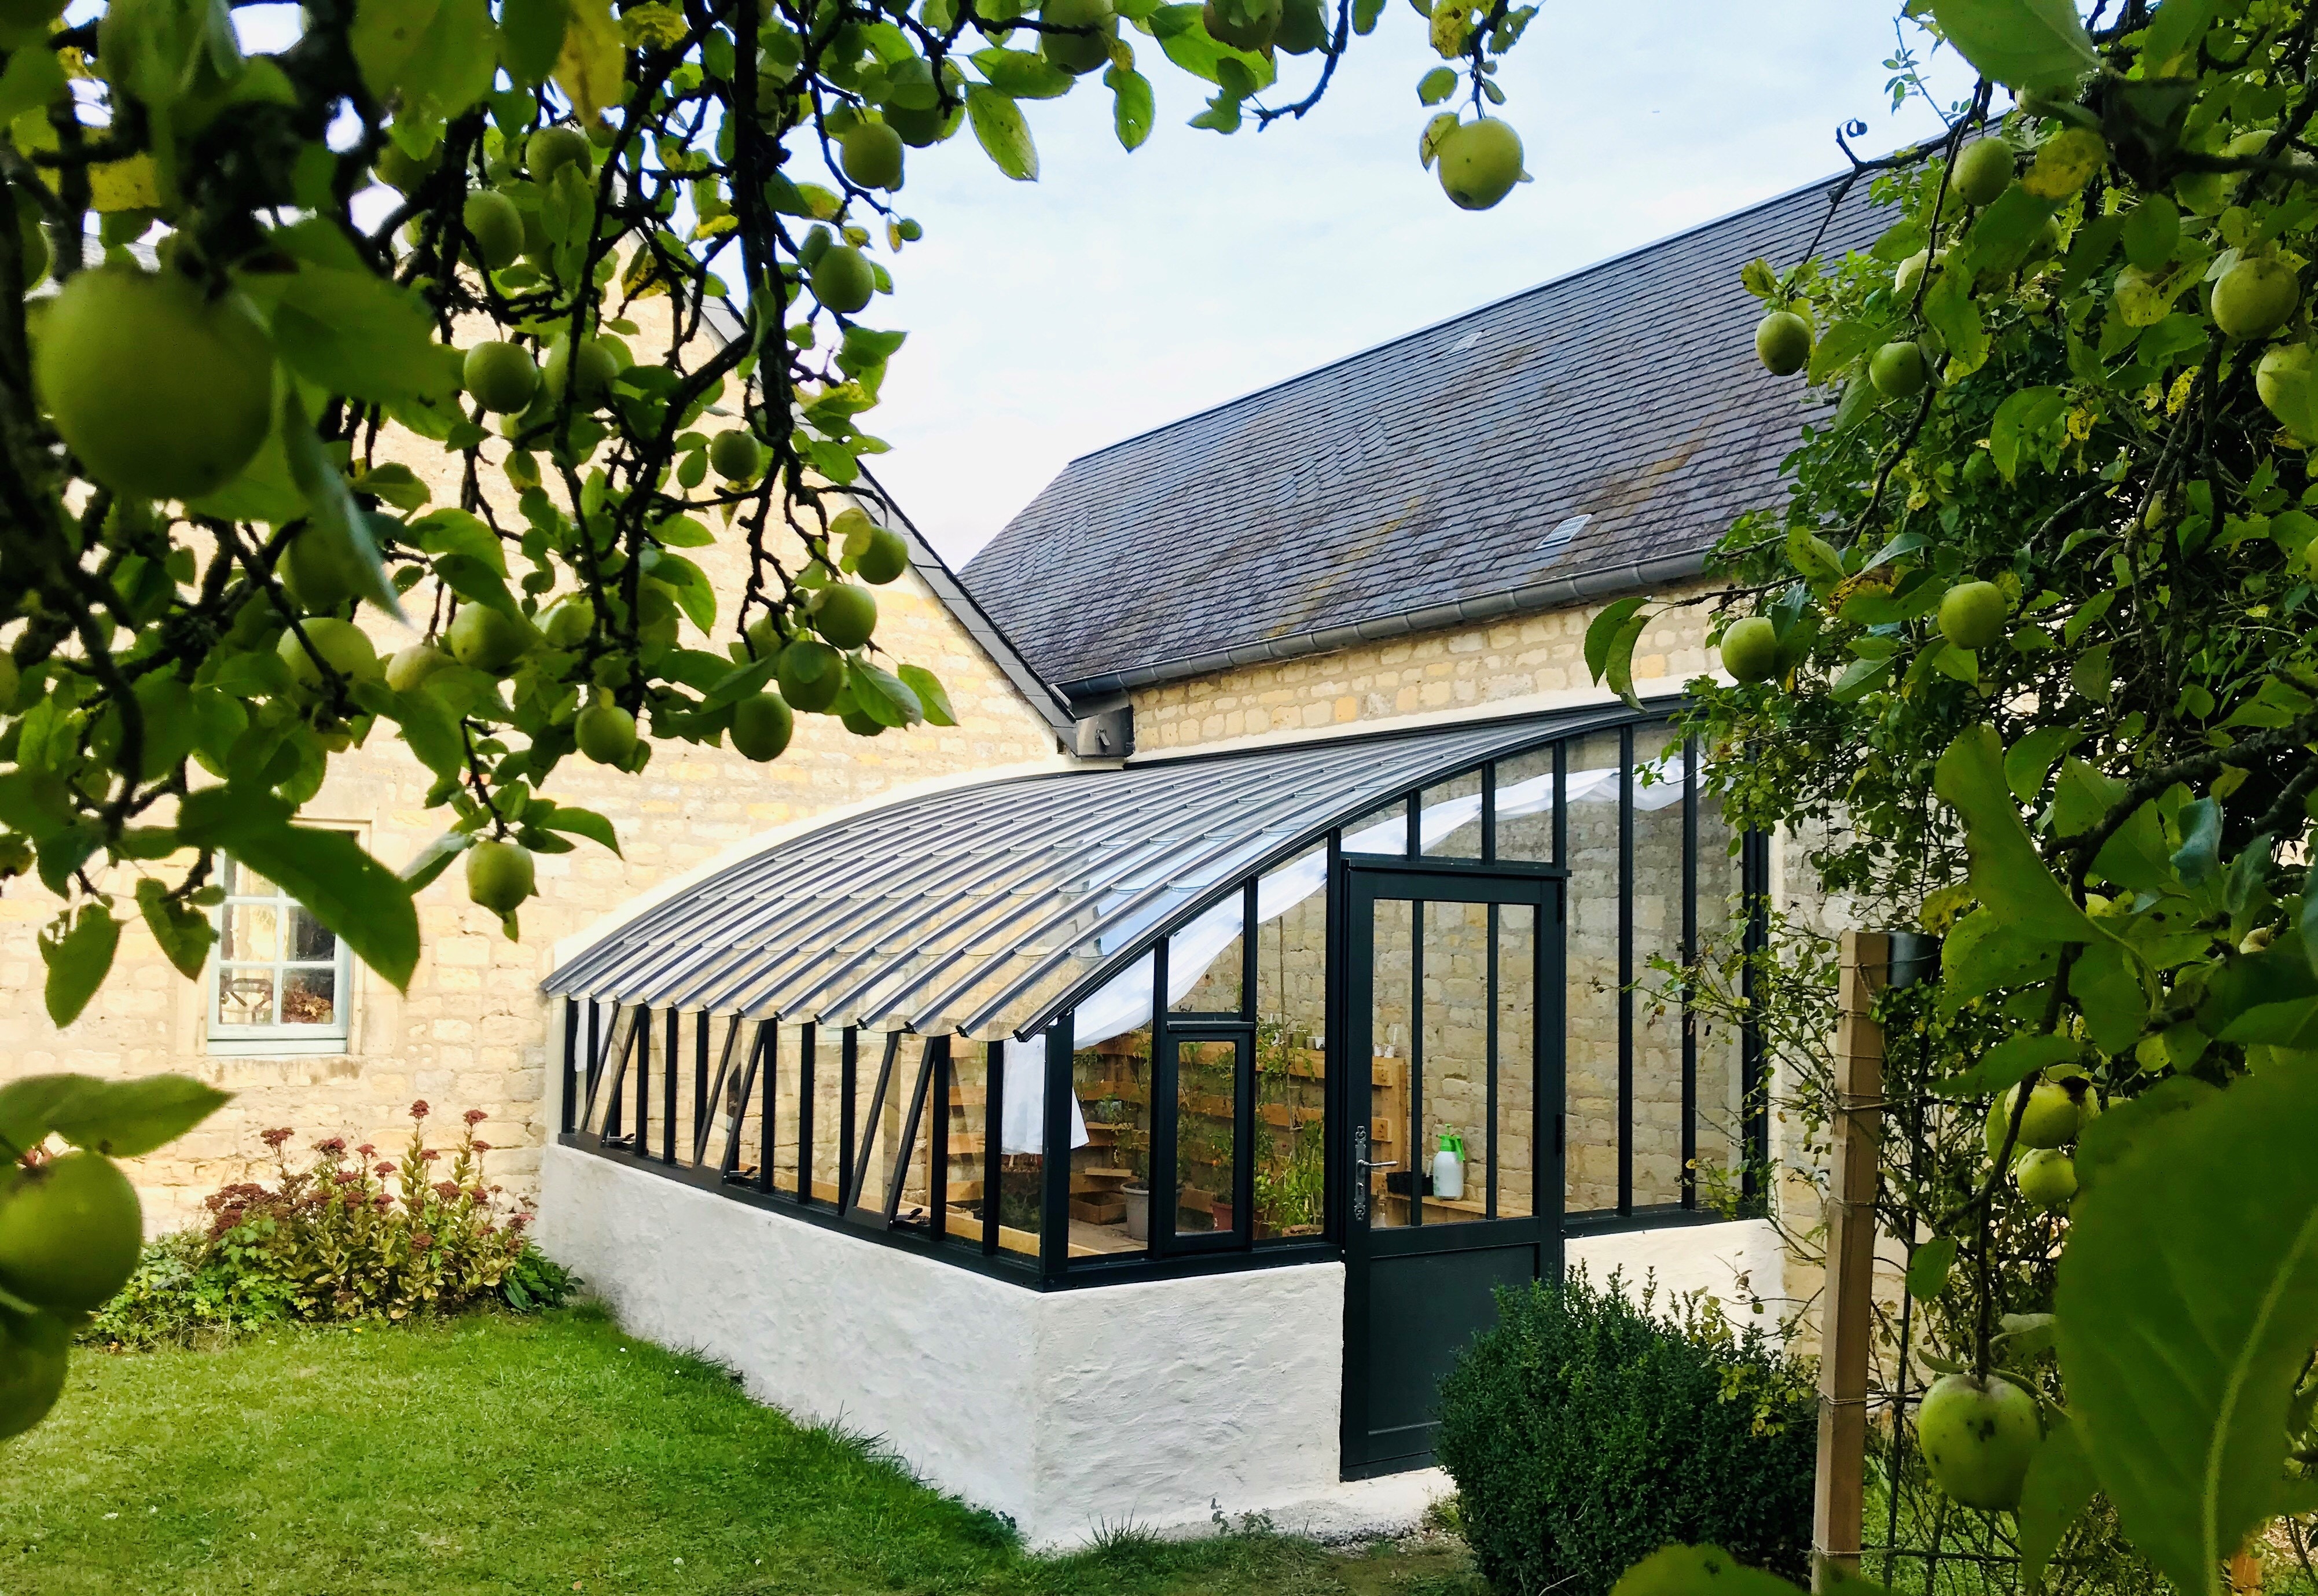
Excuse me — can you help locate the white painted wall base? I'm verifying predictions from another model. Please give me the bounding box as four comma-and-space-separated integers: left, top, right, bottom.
1569, 1217, 1786, 1320
539, 1148, 1783, 1549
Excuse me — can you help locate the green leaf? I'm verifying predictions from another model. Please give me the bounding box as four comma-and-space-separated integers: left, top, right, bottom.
1989, 385, 2066, 482
274, 266, 457, 407
1829, 656, 1894, 703
2059, 1066, 2318, 1596
1416, 65, 1457, 104
1923, 260, 1990, 377
1610, 1544, 1831, 1596
1808, 318, 1889, 386
1585, 596, 1650, 684
0, 41, 67, 129
2170, 796, 2223, 887
1930, 1029, 2078, 1098
1964, 184, 2059, 278
2075, 1075, 2218, 1195
531, 802, 622, 856
969, 47, 1073, 98
1352, 0, 1384, 31
434, 552, 523, 617
500, 0, 567, 82
2018, 1409, 2099, 1591
2141, 0, 2218, 68
410, 507, 509, 576
966, 86, 1038, 181
0, 1075, 102, 1160
399, 829, 473, 892
1926, 0, 2100, 91
2006, 725, 2080, 802
45, 1075, 232, 1159
1104, 63, 1154, 150
847, 660, 924, 727
2069, 937, 2150, 1054
352, 0, 496, 126
1933, 727, 2104, 945
40, 904, 120, 1028
898, 664, 956, 726
283, 394, 407, 623
225, 823, 420, 992
1148, 3, 1274, 87
1906, 1235, 1959, 1299
134, 877, 216, 980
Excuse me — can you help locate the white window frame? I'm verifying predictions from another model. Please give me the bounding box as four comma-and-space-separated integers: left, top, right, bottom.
205, 851, 354, 1057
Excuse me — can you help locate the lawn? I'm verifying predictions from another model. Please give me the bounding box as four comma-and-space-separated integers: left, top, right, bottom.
0, 1306, 1483, 1596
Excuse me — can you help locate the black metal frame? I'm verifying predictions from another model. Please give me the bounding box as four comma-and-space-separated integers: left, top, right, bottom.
554, 705, 1769, 1295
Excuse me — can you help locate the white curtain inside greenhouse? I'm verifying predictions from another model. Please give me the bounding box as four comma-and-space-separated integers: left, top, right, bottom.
998, 758, 1689, 1154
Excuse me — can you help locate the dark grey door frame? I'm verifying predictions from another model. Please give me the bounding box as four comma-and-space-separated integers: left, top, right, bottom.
1337, 857, 1566, 1479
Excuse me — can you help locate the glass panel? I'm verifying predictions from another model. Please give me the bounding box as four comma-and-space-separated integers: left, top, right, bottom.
286, 904, 336, 962
803, 1028, 843, 1201
1694, 777, 1751, 1210
222, 903, 278, 962
1343, 796, 1410, 856
1368, 896, 1413, 1229
281, 968, 336, 1027
1255, 884, 1328, 1241
769, 1021, 803, 1193
1416, 898, 1487, 1226
216, 968, 276, 1025
1170, 897, 1244, 1015
857, 1035, 924, 1215
221, 859, 273, 896
891, 1042, 936, 1230
1564, 730, 1624, 1215
1493, 904, 1538, 1218
1173, 1036, 1237, 1235
992, 1038, 1044, 1257
1072, 1026, 1150, 1255
1494, 748, 1557, 864
944, 1043, 989, 1246
1632, 726, 1688, 1207
1420, 771, 1484, 858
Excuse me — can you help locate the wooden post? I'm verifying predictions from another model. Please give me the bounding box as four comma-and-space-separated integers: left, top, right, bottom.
1813, 930, 1889, 1591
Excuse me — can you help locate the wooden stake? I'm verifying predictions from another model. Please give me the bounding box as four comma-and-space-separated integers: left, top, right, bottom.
1814, 930, 1889, 1591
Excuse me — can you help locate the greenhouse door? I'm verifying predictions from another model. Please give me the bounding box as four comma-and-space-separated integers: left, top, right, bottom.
1340, 863, 1563, 1477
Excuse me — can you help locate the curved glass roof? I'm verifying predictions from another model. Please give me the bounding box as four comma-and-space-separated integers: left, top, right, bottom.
544, 703, 1663, 1039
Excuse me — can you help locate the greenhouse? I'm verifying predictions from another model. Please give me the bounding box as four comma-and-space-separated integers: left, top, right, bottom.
537, 698, 1776, 1538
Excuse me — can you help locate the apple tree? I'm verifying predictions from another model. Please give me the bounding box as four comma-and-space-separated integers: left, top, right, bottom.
1592, 0, 2318, 1591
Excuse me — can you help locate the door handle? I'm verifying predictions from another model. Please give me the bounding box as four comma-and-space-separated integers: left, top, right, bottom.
1356, 1157, 1398, 1172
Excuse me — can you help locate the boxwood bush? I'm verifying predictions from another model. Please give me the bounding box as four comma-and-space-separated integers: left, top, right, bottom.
1435, 1267, 1814, 1596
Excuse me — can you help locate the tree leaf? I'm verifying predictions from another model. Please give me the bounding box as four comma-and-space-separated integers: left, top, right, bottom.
40, 903, 120, 1028
1933, 727, 2105, 945
1989, 385, 2066, 483
967, 86, 1038, 181
0, 1075, 102, 1160
225, 823, 420, 992
2005, 725, 2081, 802
1906, 1234, 1959, 1299
2170, 795, 2223, 887
1923, 261, 1990, 377
1926, 0, 2100, 91
898, 664, 956, 726
847, 659, 924, 727
1610, 1544, 1836, 1596
45, 1075, 233, 1159
283, 394, 408, 623
969, 47, 1073, 98
134, 877, 216, 980
351, 0, 495, 126
2018, 1411, 2100, 1591
274, 266, 457, 406
553, 0, 625, 126
499, 0, 568, 82
2141, 0, 2217, 70
1105, 63, 1154, 150
1965, 184, 2059, 278
1585, 596, 1650, 683
2059, 1066, 2318, 1596
1929, 1029, 2078, 1098
399, 829, 474, 891
530, 802, 622, 856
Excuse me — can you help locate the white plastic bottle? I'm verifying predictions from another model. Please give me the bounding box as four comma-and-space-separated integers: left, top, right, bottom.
1431, 1128, 1465, 1201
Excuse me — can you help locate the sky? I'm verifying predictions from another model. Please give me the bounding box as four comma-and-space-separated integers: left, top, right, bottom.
204, 1, 1976, 565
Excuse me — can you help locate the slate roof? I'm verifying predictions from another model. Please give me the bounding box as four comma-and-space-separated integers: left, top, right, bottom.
962, 175, 1886, 700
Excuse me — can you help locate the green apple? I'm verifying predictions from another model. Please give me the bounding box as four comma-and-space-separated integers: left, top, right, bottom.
1937, 581, 2007, 652
2016, 1148, 2077, 1213
466, 839, 534, 915
0, 1152, 142, 1312
1720, 616, 1781, 684
1754, 311, 1810, 376
1916, 1373, 2040, 1511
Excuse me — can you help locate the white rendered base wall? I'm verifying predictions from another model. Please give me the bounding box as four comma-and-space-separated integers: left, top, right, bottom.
539, 1146, 1372, 1548
1570, 1217, 1786, 1318
539, 1148, 1779, 1547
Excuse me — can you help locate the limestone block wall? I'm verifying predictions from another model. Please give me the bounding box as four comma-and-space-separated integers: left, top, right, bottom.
2, 288, 1065, 1233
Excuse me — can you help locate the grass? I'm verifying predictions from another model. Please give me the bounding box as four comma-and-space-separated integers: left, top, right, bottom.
0, 1305, 1486, 1596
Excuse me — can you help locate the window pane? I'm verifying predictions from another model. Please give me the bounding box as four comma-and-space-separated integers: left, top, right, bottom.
1494, 903, 1537, 1218
1564, 730, 1624, 1216
993, 1038, 1045, 1258
1170, 897, 1244, 1015
1072, 1027, 1150, 1255
222, 858, 273, 897
281, 968, 336, 1027
1695, 778, 1751, 1209
1633, 726, 1688, 1207
1416, 899, 1487, 1226
217, 969, 276, 1025
1173, 1037, 1236, 1235
945, 1043, 989, 1246
1420, 771, 1484, 858
1368, 895, 1412, 1229
222, 903, 278, 962
1254, 877, 1328, 1241
1343, 796, 1410, 856
1493, 748, 1557, 863
286, 904, 336, 962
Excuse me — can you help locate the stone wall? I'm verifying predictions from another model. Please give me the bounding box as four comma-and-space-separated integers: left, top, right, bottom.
1130, 582, 1720, 751
1, 290, 1066, 1233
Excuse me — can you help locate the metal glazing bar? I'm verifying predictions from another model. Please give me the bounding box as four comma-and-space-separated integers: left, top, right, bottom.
884, 1039, 935, 1223
1618, 723, 1635, 1216
696, 1016, 744, 1166
847, 1030, 899, 1220
632, 1006, 652, 1152
1323, 829, 1343, 1245
982, 1039, 1003, 1256
711, 1021, 765, 1179
1553, 741, 1568, 868
1740, 829, 1771, 1207
1481, 762, 1497, 866
1681, 732, 1699, 1211
1233, 1031, 1254, 1246
1039, 1017, 1074, 1281
1410, 899, 1425, 1227
1404, 793, 1420, 857
580, 1006, 638, 1138
693, 1012, 710, 1167
663, 1007, 679, 1164
1486, 901, 1500, 1220
585, 999, 601, 1117
560, 998, 578, 1135
1149, 939, 1174, 1252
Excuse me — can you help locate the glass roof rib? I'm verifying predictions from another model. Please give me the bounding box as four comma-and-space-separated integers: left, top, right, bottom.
542, 703, 1652, 1039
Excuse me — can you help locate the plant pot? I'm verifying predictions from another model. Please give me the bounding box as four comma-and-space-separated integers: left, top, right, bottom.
1211, 1199, 1235, 1232
1122, 1184, 1149, 1242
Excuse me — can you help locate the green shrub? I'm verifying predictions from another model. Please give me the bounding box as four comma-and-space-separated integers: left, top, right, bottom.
87, 1102, 575, 1349
1435, 1267, 1816, 1596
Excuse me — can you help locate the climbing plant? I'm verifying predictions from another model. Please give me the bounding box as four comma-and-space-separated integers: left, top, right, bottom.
1593, 0, 2318, 1592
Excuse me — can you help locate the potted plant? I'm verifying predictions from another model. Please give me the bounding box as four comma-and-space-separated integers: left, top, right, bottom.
1116, 1119, 1151, 1242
